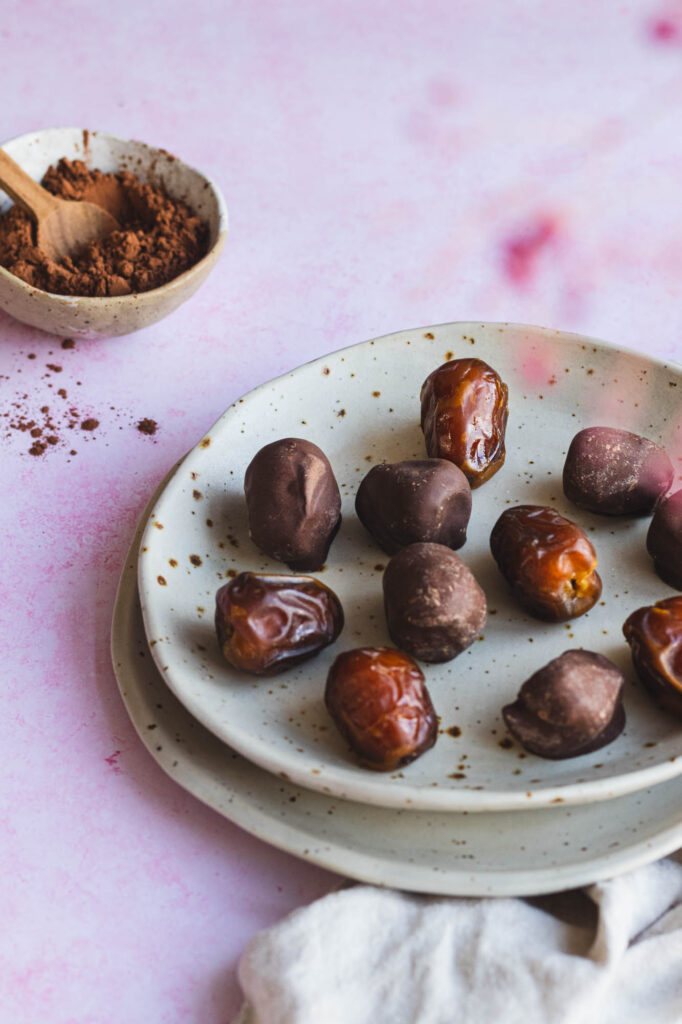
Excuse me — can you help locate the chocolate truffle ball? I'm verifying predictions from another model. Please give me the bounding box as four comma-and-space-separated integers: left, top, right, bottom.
563, 426, 673, 515
244, 438, 342, 571
647, 489, 682, 590
623, 597, 682, 717
382, 542, 487, 663
355, 458, 472, 555
502, 650, 626, 760
325, 647, 438, 771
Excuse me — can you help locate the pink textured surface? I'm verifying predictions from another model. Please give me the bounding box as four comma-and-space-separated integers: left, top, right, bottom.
3, 2, 682, 1020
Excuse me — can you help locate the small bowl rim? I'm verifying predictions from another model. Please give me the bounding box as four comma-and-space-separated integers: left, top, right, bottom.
0, 126, 229, 305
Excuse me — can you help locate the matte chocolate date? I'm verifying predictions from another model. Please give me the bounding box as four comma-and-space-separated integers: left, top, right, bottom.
647, 489, 682, 590
623, 597, 682, 717
215, 572, 343, 675
244, 438, 341, 571
502, 650, 626, 759
563, 426, 673, 515
325, 647, 437, 770
383, 542, 486, 662
420, 357, 509, 487
490, 505, 602, 621
355, 458, 471, 554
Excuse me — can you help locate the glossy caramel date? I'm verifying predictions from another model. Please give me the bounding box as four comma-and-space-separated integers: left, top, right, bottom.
325, 647, 437, 771
623, 597, 682, 717
420, 357, 509, 487
490, 505, 602, 621
215, 572, 343, 675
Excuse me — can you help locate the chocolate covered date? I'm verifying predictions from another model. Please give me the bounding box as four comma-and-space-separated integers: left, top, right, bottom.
383, 542, 486, 662
215, 572, 343, 675
502, 650, 626, 759
355, 458, 471, 554
490, 505, 602, 621
623, 597, 682, 717
325, 647, 437, 770
647, 489, 682, 590
244, 438, 341, 571
420, 357, 509, 487
563, 426, 673, 515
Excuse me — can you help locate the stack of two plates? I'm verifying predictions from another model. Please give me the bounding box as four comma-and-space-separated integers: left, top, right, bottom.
112, 323, 682, 896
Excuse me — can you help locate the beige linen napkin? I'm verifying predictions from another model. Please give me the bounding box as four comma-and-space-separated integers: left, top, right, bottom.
236, 853, 682, 1024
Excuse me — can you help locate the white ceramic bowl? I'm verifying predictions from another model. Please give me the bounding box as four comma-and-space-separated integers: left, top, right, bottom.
0, 127, 228, 339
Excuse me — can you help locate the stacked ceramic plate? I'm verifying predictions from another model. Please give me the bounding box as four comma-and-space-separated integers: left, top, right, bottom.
112, 322, 682, 896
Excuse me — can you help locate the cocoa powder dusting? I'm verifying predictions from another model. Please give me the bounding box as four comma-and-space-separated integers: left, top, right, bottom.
137, 417, 157, 435
0, 158, 209, 297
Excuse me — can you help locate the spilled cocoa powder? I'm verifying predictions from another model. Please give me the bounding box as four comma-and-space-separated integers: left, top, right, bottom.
0, 158, 209, 297
2, 340, 162, 457
136, 417, 158, 435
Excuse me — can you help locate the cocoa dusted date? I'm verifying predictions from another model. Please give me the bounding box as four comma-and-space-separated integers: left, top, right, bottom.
382, 542, 486, 662
623, 597, 682, 717
355, 458, 471, 554
215, 572, 343, 675
244, 438, 342, 571
502, 650, 626, 759
646, 490, 682, 590
563, 426, 673, 515
490, 505, 602, 621
420, 357, 509, 487
325, 647, 438, 771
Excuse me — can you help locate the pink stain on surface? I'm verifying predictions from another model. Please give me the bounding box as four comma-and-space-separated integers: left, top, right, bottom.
501, 216, 559, 287
647, 16, 682, 43
104, 750, 122, 773
427, 79, 458, 106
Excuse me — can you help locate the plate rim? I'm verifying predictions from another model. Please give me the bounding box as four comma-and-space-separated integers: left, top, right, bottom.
136, 321, 682, 812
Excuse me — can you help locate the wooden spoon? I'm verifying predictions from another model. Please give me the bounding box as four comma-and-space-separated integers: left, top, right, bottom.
0, 149, 120, 262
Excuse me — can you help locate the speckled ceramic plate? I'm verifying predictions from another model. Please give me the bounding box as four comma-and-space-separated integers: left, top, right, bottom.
138, 322, 682, 812
116, 480, 682, 896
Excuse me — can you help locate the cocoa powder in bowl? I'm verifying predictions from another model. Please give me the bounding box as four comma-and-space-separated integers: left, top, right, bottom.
0, 158, 209, 297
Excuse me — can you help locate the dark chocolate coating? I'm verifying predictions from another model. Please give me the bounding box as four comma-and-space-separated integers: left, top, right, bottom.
244, 438, 342, 571
502, 650, 626, 759
647, 489, 682, 590
563, 426, 673, 515
355, 458, 472, 555
382, 542, 487, 663
325, 646, 438, 771
215, 572, 344, 675
623, 597, 682, 717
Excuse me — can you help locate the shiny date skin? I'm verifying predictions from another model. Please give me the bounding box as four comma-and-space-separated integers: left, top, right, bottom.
420, 357, 509, 488
325, 647, 437, 771
490, 505, 602, 621
623, 597, 682, 717
215, 572, 344, 675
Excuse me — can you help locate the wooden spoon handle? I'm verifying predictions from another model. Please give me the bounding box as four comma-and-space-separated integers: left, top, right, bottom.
0, 149, 60, 221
